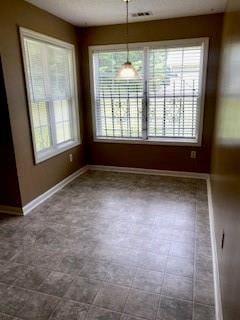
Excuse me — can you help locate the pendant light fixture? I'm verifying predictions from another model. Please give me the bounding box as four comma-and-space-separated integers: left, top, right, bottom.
116, 0, 140, 80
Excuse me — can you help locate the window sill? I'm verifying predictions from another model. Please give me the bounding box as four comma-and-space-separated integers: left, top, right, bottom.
35, 140, 81, 164
93, 137, 201, 147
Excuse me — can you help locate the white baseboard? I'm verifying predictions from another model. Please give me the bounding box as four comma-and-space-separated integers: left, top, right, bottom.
0, 205, 23, 215
22, 165, 89, 215
88, 164, 209, 180
1, 164, 208, 217
207, 177, 223, 320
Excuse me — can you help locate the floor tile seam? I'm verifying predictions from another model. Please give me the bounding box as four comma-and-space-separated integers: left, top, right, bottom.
108, 276, 165, 295
62, 276, 104, 303
194, 272, 214, 284
84, 301, 123, 319
11, 265, 56, 289
162, 269, 194, 281
92, 284, 131, 314
2, 285, 31, 319
192, 198, 198, 320
154, 283, 164, 320
120, 263, 139, 315
0, 280, 11, 290
0, 260, 28, 274
74, 276, 164, 317
4, 283, 64, 301
0, 310, 25, 320
193, 300, 215, 307
3, 250, 23, 264
168, 252, 195, 262
37, 271, 76, 293
95, 242, 144, 253
47, 298, 91, 320
85, 301, 150, 320
171, 238, 196, 246
122, 308, 155, 320
47, 296, 67, 320
193, 302, 215, 308
155, 248, 170, 320
86, 276, 167, 297
8, 259, 66, 277
159, 293, 194, 304
11, 252, 92, 275
167, 247, 195, 263
135, 249, 169, 266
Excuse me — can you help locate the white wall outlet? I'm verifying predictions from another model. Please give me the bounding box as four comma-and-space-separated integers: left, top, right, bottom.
69, 154, 73, 162
190, 151, 197, 159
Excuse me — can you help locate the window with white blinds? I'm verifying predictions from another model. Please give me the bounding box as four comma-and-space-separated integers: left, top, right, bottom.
20, 28, 80, 163
90, 38, 208, 145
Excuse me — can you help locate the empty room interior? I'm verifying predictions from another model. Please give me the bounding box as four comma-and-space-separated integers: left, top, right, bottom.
0, 0, 240, 319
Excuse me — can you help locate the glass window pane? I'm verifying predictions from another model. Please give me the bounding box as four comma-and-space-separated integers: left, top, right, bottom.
148, 45, 202, 139
47, 46, 72, 100
55, 122, 71, 144
31, 101, 51, 151
53, 99, 72, 144
94, 50, 144, 138
24, 39, 47, 102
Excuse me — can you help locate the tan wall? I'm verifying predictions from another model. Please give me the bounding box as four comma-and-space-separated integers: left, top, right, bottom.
80, 14, 223, 173
210, 1, 240, 319
0, 0, 86, 206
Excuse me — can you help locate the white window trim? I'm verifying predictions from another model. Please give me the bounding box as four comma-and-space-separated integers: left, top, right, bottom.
89, 37, 209, 146
20, 27, 81, 164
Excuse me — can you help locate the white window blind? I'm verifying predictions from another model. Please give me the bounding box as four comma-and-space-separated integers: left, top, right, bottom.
90, 38, 208, 145
20, 28, 80, 163
93, 50, 144, 138
148, 46, 201, 139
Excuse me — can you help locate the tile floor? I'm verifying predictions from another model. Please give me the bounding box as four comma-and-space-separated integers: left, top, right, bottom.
0, 170, 215, 320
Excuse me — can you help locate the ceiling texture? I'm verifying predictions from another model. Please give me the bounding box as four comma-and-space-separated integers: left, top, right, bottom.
26, 0, 227, 26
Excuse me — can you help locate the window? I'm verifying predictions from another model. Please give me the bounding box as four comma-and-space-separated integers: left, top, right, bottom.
20, 28, 80, 163
90, 38, 208, 145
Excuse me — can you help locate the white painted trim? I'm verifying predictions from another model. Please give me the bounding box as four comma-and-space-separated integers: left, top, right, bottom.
207, 177, 223, 320
89, 38, 210, 52
88, 164, 209, 180
0, 206, 23, 216
19, 27, 76, 50
22, 165, 89, 215
93, 137, 201, 147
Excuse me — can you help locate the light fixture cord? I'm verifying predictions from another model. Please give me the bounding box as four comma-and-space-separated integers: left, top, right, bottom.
126, 0, 129, 62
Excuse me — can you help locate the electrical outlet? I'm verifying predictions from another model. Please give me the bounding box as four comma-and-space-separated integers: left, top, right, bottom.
190, 151, 196, 159
221, 230, 225, 249
69, 154, 73, 162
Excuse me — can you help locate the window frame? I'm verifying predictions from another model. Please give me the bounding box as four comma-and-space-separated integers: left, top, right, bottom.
89, 37, 209, 146
20, 27, 81, 164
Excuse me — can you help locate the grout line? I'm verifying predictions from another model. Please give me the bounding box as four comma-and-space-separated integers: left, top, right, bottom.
155, 244, 170, 320
0, 311, 25, 320
192, 197, 198, 320
5, 283, 65, 300
120, 265, 135, 315
48, 297, 67, 320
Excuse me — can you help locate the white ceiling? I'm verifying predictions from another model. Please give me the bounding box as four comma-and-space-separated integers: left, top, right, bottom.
26, 0, 227, 27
